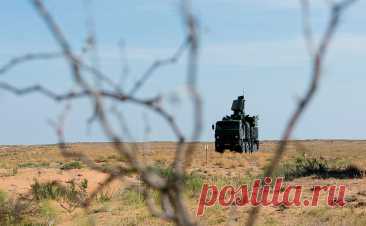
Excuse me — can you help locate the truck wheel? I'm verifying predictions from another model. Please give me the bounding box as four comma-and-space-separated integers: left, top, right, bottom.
247, 142, 252, 154
237, 141, 244, 153
255, 142, 259, 152
250, 141, 255, 152
244, 142, 250, 153
215, 147, 224, 153
253, 143, 258, 152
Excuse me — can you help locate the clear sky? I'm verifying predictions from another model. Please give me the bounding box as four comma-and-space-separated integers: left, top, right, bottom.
0, 0, 365, 144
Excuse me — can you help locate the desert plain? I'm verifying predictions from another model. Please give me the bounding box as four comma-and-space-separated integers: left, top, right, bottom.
1, 140, 366, 226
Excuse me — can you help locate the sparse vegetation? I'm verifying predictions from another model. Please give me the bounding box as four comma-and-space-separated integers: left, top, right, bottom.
60, 161, 83, 170
147, 164, 174, 178
0, 167, 18, 177
185, 171, 204, 196
147, 165, 204, 195
100, 162, 115, 173
38, 200, 57, 223
120, 187, 145, 207
11, 167, 18, 176
271, 153, 365, 181
96, 190, 112, 203
0, 190, 45, 226
31, 179, 88, 213
106, 154, 127, 162
0, 190, 6, 203
31, 181, 63, 201
18, 162, 49, 168
1, 141, 366, 225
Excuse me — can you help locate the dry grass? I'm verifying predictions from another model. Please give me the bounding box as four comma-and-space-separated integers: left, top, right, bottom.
1, 140, 366, 225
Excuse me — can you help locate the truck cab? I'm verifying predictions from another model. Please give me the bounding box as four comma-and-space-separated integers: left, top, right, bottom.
214, 120, 246, 153
213, 95, 259, 153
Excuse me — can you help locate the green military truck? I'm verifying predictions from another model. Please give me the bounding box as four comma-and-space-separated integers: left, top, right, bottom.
212, 95, 259, 153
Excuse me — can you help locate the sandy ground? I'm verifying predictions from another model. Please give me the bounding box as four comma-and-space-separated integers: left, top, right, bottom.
1, 140, 366, 225
0, 168, 128, 198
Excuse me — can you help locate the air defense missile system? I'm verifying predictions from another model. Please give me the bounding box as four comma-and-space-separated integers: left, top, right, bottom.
212, 95, 259, 153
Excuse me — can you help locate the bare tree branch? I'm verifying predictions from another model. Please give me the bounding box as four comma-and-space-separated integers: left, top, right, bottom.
129, 37, 189, 96
0, 52, 62, 75
0, 0, 201, 225
245, 1, 358, 225
300, 0, 314, 56
117, 39, 130, 90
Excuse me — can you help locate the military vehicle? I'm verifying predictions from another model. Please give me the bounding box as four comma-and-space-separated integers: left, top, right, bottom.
212, 95, 259, 153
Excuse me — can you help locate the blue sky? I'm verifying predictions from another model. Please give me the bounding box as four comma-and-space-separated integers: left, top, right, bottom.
0, 0, 365, 144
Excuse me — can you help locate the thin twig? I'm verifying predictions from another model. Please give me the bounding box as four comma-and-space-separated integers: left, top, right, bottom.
300, 0, 314, 56
245, 1, 358, 225
129, 38, 189, 96
0, 52, 62, 75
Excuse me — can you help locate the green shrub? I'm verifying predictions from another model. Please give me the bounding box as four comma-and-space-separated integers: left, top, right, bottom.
147, 164, 174, 178
31, 179, 88, 213
0, 194, 43, 226
270, 154, 364, 181
100, 162, 114, 173
147, 165, 205, 195
0, 189, 61, 226
60, 161, 83, 170
270, 154, 328, 181
120, 188, 144, 207
18, 162, 50, 168
31, 181, 63, 201
38, 200, 56, 222
0, 190, 7, 203
96, 191, 112, 203
185, 171, 204, 195
17, 162, 49, 168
